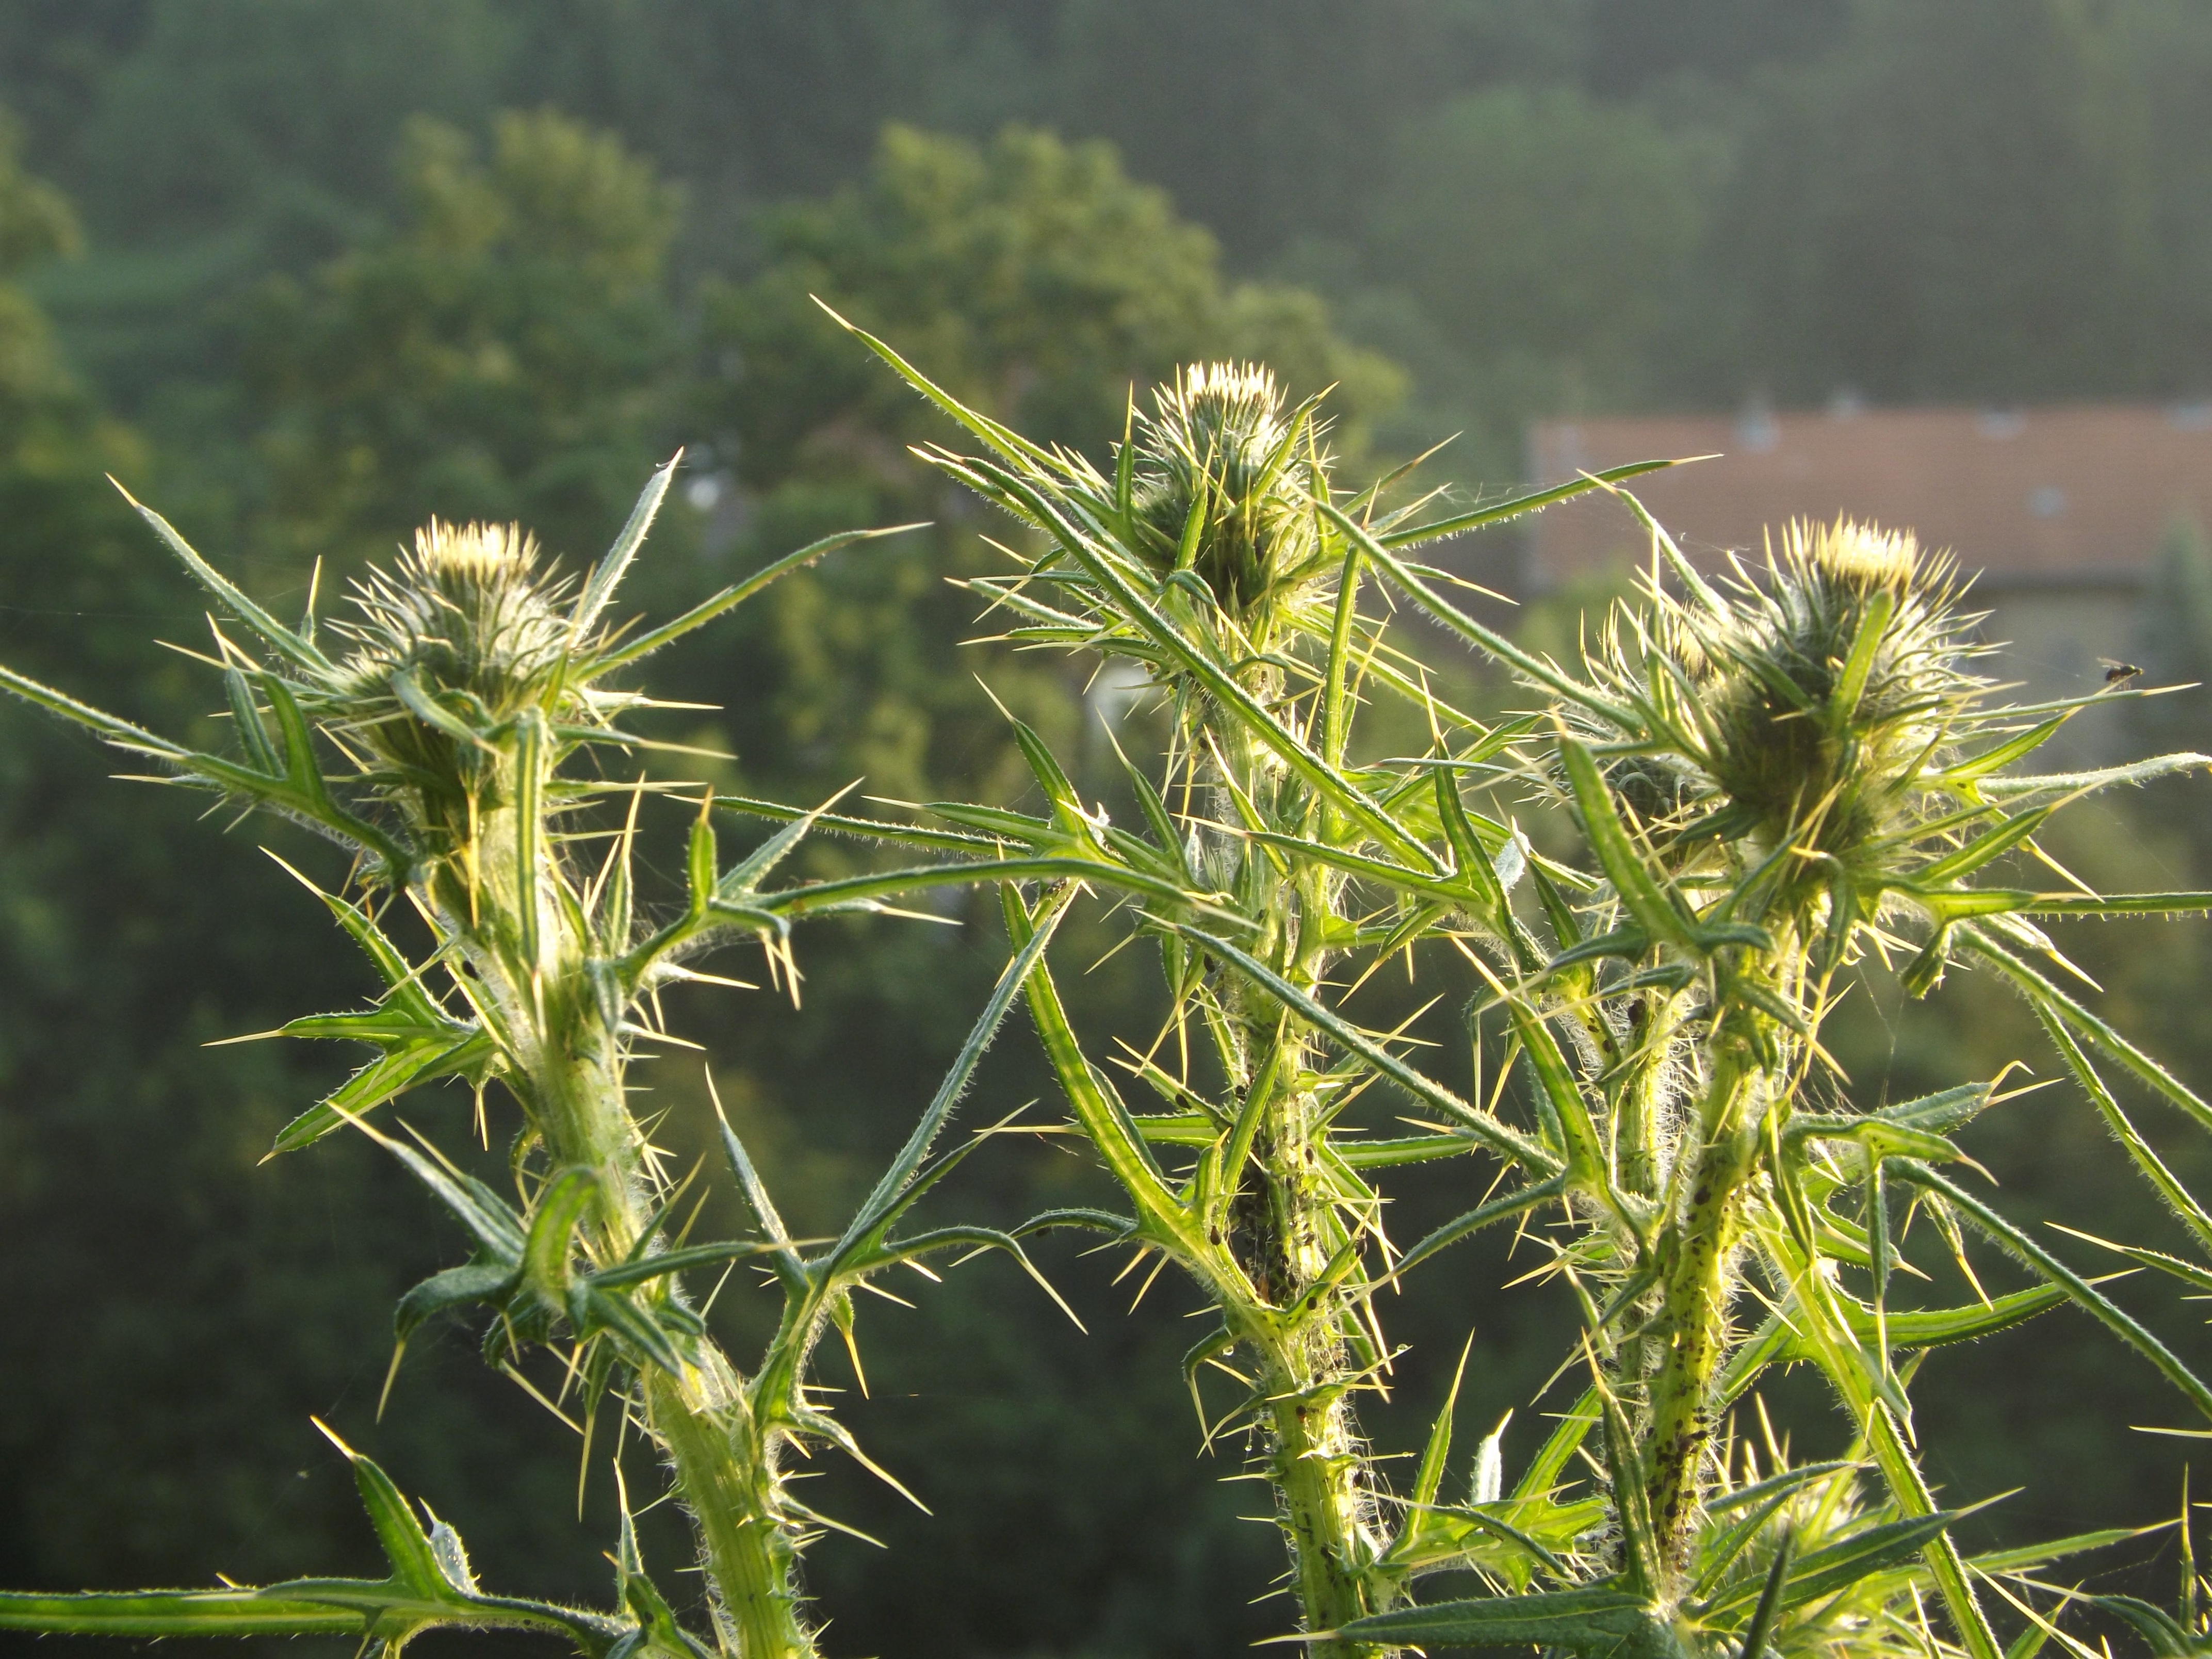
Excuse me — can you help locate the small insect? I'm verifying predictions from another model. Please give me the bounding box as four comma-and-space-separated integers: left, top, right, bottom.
2099, 657, 2142, 687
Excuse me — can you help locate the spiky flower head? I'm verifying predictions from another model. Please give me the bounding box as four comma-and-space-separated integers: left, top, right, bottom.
303, 518, 605, 849
1128, 363, 1327, 623
1704, 518, 1975, 854
1574, 517, 1985, 908
330, 519, 577, 717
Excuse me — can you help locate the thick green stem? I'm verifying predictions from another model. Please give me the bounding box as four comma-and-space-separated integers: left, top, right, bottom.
454, 773, 815, 1658
646, 1367, 811, 1659
1644, 1051, 1759, 1585
1211, 692, 1389, 1652
1262, 1346, 1379, 1659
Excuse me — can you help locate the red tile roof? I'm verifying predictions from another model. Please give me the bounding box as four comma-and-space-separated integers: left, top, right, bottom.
1523, 402, 2212, 591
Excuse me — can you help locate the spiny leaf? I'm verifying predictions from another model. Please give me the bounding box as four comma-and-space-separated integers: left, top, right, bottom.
1334, 1585, 1660, 1650
572, 453, 680, 640
523, 1168, 600, 1309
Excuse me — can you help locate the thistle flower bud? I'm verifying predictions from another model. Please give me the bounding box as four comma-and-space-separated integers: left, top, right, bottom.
1700, 518, 1974, 857
312, 519, 589, 846
1129, 363, 1325, 623
331, 520, 576, 718
1571, 517, 1984, 906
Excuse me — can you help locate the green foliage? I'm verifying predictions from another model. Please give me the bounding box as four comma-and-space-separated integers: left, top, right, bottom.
245, 107, 683, 567
0, 456, 1099, 1658
1368, 85, 1724, 428
683, 122, 1397, 816
1717, 0, 2207, 404
701, 122, 1400, 476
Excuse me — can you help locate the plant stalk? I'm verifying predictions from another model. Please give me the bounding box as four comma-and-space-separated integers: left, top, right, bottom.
1212, 694, 1388, 1653
446, 759, 815, 1659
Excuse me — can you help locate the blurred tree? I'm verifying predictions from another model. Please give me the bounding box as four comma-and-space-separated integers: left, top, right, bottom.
0, 107, 585, 1605
1360, 85, 1726, 468
243, 106, 683, 570
1714, 0, 2182, 404
1039, 0, 1589, 261
1580, 0, 1849, 95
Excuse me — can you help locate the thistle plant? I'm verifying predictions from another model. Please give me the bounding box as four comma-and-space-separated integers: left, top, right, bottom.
0, 462, 1079, 1659
796, 317, 1667, 1652
1322, 514, 2212, 1658
816, 316, 2212, 1659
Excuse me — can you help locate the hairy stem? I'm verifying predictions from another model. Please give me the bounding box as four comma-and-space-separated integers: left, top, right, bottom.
1211, 696, 1388, 1650
647, 1367, 810, 1659
1645, 1048, 1759, 1583
447, 766, 814, 1658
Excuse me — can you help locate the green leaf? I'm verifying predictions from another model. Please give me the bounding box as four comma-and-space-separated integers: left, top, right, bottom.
585, 1241, 786, 1294
1784, 1113, 1961, 1165
2035, 1005, 2212, 1256
1733, 1530, 1795, 1659
2050, 1228, 2212, 1294
1376, 461, 1677, 551
0, 1589, 371, 1638
686, 796, 716, 920
223, 665, 282, 774
1969, 1526, 2154, 1575
524, 1168, 600, 1308
1393, 1178, 1569, 1281
1714, 1511, 1956, 1617
1006, 890, 1185, 1232
115, 480, 333, 673
1874, 1082, 1995, 1136
1890, 1160, 2212, 1423
570, 1284, 685, 1375
1977, 752, 2210, 804
1335, 1586, 1661, 1650
572, 453, 679, 640
1175, 923, 1553, 1175
271, 1030, 497, 1154
1864, 1283, 2069, 1350
591, 524, 928, 674
379, 1135, 526, 1261
1505, 1002, 1609, 1187
820, 887, 1076, 1283
2014, 891, 2212, 917
1696, 1467, 1852, 1598
1413, 1343, 1470, 1509
314, 1424, 452, 1600
1912, 807, 2053, 886
1965, 933, 2212, 1137
1559, 737, 1695, 952
1511, 1387, 1599, 1505
396, 1261, 518, 1341
1939, 713, 2073, 784
0, 659, 189, 762
719, 784, 859, 898
2087, 1596, 2201, 1658
1433, 768, 1507, 919
1829, 587, 1895, 731
392, 665, 490, 750
1320, 498, 1639, 727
